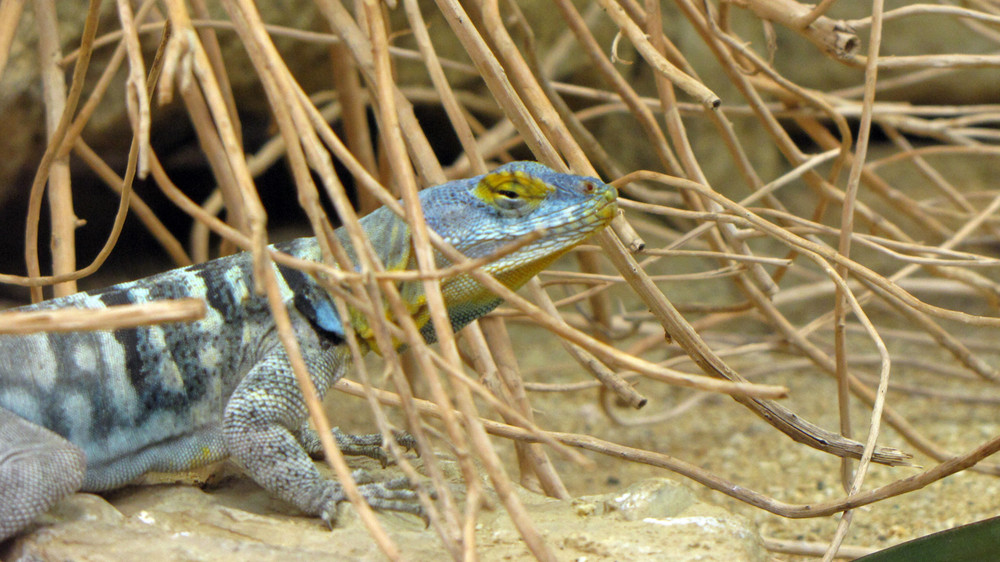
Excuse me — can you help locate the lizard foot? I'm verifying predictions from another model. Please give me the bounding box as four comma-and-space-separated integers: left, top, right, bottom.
299, 426, 417, 467
319, 469, 426, 528
331, 428, 417, 468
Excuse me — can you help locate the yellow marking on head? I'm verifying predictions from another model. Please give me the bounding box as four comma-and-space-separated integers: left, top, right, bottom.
472, 170, 554, 215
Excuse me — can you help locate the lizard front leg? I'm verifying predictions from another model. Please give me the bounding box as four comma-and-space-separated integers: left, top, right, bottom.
222, 349, 422, 525
0, 407, 86, 541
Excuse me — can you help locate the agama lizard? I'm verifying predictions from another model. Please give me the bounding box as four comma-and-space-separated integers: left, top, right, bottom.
0, 161, 617, 541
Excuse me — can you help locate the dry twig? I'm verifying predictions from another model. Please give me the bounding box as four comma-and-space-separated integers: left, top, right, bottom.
5, 0, 1000, 557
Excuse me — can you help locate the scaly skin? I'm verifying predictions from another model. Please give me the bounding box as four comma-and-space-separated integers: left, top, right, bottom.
0, 161, 617, 540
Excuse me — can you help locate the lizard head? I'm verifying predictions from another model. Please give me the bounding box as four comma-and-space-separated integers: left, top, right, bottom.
327, 161, 618, 351
423, 161, 618, 286
401, 161, 618, 341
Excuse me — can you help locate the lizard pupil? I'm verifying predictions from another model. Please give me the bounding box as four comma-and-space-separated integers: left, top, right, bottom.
497, 189, 519, 199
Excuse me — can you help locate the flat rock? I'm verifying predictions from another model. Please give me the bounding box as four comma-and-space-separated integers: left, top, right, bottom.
2, 462, 763, 561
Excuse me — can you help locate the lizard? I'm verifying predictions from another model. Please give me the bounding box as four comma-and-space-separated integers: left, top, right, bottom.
0, 161, 618, 541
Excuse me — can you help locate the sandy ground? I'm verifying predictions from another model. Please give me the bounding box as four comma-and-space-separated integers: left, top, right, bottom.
487, 304, 1000, 559
5, 218, 998, 560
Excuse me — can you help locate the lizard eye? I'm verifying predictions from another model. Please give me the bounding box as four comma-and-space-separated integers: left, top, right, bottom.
494, 188, 528, 215
473, 170, 552, 217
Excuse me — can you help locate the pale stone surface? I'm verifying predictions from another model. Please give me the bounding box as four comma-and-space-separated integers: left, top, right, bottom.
485, 478, 766, 561
2, 463, 763, 561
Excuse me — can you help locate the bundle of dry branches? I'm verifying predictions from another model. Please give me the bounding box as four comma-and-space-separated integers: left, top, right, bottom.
3, 0, 1000, 559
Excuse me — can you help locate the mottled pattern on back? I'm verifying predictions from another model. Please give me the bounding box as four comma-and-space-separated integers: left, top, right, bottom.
0, 251, 285, 488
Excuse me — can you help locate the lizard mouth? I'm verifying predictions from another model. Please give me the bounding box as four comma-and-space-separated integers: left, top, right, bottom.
585, 184, 618, 228
545, 184, 618, 245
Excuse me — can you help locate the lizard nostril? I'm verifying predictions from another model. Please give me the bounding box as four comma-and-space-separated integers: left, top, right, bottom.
581, 181, 595, 195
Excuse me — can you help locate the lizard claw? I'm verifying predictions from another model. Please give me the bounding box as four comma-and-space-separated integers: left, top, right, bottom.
319, 472, 427, 528
392, 430, 418, 453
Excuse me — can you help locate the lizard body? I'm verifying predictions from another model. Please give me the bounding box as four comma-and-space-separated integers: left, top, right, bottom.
0, 162, 617, 541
